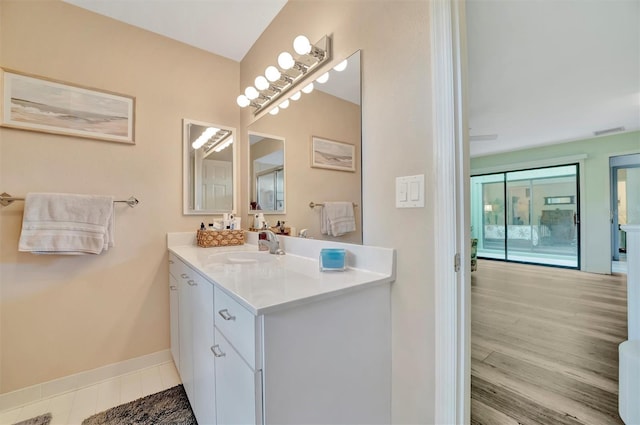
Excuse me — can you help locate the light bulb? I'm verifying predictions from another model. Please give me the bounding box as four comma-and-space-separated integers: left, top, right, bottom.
290, 91, 301, 101
269, 107, 280, 115
333, 59, 348, 72
236, 94, 250, 108
265, 66, 281, 82
302, 83, 314, 94
277, 52, 295, 70
279, 99, 290, 109
245, 86, 259, 100
206, 127, 219, 136
316, 72, 330, 84
293, 35, 311, 55
254, 76, 269, 91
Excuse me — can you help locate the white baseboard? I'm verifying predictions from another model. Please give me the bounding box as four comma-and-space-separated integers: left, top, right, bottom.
0, 349, 172, 412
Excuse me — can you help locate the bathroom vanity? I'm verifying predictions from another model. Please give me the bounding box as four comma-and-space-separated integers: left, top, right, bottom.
167, 232, 395, 425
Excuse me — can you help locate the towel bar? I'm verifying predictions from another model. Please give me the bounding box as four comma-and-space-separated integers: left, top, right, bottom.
309, 201, 358, 209
0, 192, 140, 208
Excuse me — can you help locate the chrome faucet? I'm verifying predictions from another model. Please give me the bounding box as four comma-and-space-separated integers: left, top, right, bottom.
258, 230, 285, 255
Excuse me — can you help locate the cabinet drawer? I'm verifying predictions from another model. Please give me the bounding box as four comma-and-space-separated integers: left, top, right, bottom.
169, 253, 191, 281
214, 286, 256, 369
169, 253, 179, 279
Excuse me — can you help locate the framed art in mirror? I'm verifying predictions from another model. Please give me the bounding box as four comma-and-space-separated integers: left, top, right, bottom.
1, 68, 135, 144
311, 136, 355, 172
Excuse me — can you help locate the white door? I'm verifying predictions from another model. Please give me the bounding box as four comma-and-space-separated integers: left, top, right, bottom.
178, 276, 194, 401
213, 328, 258, 425
192, 276, 216, 424
203, 160, 232, 211
169, 274, 180, 369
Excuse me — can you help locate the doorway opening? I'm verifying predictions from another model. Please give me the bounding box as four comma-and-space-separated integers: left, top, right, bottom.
610, 153, 640, 274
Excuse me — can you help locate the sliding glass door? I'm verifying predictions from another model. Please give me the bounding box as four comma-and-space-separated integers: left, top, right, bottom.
471, 164, 579, 268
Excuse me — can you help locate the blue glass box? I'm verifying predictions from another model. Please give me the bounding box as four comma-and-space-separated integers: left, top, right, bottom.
319, 248, 346, 272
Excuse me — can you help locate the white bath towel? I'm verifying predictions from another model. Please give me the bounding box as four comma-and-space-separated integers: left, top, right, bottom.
18, 193, 114, 255
320, 202, 356, 237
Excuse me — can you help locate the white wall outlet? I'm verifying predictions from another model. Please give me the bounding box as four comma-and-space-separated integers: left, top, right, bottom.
396, 175, 425, 208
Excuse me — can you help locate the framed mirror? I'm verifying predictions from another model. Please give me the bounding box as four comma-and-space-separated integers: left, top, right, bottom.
249, 133, 285, 214
183, 119, 237, 215
246, 50, 362, 243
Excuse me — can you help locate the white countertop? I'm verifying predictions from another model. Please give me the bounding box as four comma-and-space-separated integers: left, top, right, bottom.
168, 232, 395, 315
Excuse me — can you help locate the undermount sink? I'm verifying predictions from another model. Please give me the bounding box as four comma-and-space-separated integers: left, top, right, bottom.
207, 251, 276, 265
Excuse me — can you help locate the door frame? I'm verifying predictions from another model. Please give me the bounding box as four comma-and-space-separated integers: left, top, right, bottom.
431, 0, 470, 423
610, 154, 640, 263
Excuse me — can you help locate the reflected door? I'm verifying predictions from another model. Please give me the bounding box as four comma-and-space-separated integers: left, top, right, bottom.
202, 159, 232, 211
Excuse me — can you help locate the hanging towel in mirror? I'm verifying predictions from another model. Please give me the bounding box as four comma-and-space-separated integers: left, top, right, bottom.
18, 193, 114, 255
320, 202, 356, 237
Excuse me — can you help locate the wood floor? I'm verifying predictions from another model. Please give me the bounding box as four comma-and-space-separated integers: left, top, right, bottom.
471, 260, 627, 425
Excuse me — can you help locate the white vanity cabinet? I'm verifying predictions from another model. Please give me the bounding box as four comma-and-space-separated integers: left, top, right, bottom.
212, 286, 262, 425
169, 253, 216, 424
168, 261, 180, 371
168, 247, 392, 425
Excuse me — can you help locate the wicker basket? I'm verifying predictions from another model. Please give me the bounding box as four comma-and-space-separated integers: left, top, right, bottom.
196, 229, 245, 248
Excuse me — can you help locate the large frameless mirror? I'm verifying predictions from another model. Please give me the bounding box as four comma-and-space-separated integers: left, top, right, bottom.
183, 119, 236, 215
247, 50, 362, 243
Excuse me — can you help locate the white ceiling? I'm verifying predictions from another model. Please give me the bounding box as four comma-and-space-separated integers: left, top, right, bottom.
62, 0, 288, 62
467, 0, 640, 157
62, 0, 639, 157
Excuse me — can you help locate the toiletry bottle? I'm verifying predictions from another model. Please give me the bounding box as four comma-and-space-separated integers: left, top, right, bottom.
200, 222, 205, 230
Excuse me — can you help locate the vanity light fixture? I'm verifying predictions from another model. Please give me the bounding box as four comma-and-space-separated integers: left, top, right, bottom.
193, 126, 232, 154
192, 126, 219, 149
237, 34, 332, 116
212, 136, 233, 153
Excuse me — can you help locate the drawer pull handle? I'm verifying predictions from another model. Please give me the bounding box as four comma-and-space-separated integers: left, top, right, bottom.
211, 345, 226, 357
187, 280, 197, 286
169, 260, 174, 264
170, 285, 178, 291
180, 273, 189, 279
218, 309, 235, 321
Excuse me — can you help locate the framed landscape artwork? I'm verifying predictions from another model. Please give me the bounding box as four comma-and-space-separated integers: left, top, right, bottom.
1, 68, 135, 144
311, 136, 356, 172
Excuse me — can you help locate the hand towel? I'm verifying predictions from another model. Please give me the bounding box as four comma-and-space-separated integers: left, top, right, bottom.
320, 201, 356, 237
18, 193, 114, 255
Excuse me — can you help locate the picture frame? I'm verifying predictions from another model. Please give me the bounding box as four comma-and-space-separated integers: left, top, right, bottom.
310, 136, 356, 172
1, 68, 135, 144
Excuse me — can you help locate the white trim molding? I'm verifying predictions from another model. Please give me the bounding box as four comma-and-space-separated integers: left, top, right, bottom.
0, 350, 172, 412
431, 0, 470, 423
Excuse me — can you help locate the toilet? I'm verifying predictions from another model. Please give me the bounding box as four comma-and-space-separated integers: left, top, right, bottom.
619, 340, 640, 424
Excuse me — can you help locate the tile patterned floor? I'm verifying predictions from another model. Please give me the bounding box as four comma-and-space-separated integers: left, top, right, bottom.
0, 362, 181, 425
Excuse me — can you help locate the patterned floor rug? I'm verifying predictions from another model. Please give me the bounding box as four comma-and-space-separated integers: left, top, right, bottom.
12, 413, 51, 425
81, 385, 196, 425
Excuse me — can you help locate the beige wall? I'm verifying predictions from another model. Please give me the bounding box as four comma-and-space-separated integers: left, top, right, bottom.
248, 89, 362, 244
0, 0, 239, 393
1, 0, 436, 423
240, 1, 434, 423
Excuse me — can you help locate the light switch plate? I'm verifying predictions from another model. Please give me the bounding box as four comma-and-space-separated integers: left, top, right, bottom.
396, 174, 425, 208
